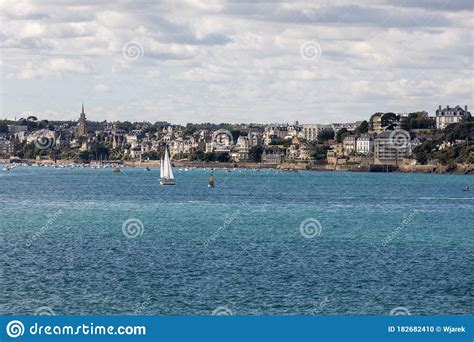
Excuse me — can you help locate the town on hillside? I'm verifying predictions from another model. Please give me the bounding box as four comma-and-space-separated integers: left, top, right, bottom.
0, 104, 472, 172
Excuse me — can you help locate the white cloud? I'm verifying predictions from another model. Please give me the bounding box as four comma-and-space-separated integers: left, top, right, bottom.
0, 0, 472, 123
94, 83, 109, 93
11, 58, 93, 80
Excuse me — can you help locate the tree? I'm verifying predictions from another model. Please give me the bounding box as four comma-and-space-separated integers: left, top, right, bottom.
91, 142, 110, 160
413, 140, 437, 164
445, 121, 473, 143
118, 121, 135, 132
0, 121, 8, 133
354, 120, 369, 134
203, 152, 230, 162
336, 128, 349, 143
191, 150, 205, 161
37, 119, 50, 129
248, 146, 264, 162
317, 129, 334, 143
311, 145, 329, 160
381, 113, 398, 130
407, 112, 435, 130
23, 143, 35, 159
78, 151, 91, 162
231, 130, 245, 142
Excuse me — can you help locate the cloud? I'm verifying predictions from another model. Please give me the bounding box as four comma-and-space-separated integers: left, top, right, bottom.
94, 83, 109, 93
0, 0, 472, 123
12, 58, 93, 80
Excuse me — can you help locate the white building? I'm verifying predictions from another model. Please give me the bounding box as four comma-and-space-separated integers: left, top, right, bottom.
356, 135, 373, 155
125, 130, 143, 144
302, 124, 320, 141
247, 131, 262, 146
263, 124, 289, 144
435, 105, 471, 130
170, 139, 193, 157
342, 135, 357, 156
26, 129, 55, 144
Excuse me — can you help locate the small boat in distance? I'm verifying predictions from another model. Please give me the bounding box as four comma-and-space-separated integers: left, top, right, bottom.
160, 146, 175, 185
462, 186, 470, 191
208, 173, 215, 187
146, 167, 151, 171
113, 167, 121, 173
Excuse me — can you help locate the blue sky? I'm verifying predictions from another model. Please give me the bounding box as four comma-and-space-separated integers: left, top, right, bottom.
1, 0, 472, 124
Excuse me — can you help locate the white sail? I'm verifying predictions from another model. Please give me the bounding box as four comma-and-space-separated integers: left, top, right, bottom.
160, 146, 175, 184
168, 154, 174, 179
160, 156, 164, 177
163, 149, 169, 179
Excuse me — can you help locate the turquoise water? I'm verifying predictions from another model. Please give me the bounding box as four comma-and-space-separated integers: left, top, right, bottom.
0, 166, 472, 315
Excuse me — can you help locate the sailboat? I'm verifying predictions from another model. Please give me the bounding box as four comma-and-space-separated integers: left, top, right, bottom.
208, 173, 215, 187
160, 146, 175, 185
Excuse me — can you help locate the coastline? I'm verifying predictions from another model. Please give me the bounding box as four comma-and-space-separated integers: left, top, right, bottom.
2, 158, 472, 175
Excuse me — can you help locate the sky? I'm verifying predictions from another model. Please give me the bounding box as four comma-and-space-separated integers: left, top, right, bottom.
0, 0, 473, 124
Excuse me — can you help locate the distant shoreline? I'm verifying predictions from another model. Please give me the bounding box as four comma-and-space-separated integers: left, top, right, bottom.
1, 158, 472, 175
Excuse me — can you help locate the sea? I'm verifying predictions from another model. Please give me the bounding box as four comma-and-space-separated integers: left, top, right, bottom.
0, 166, 472, 315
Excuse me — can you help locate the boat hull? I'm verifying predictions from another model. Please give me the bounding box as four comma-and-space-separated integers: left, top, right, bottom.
160, 178, 175, 185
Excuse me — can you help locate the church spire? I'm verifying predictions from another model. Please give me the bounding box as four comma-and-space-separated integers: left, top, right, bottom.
78, 102, 87, 136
